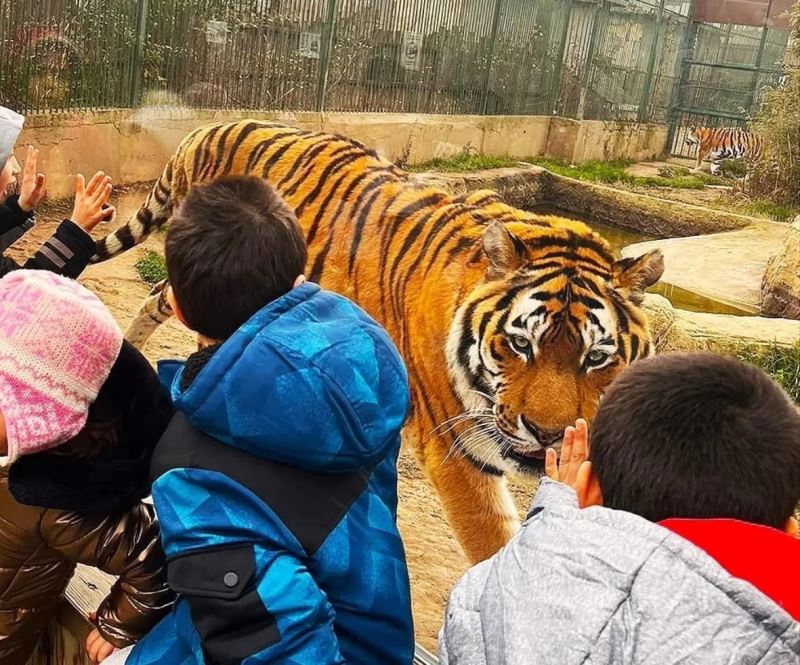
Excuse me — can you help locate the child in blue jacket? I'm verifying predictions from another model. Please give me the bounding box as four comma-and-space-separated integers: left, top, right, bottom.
119, 176, 414, 665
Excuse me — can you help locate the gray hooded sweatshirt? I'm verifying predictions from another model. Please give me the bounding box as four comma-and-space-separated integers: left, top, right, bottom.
439, 479, 799, 664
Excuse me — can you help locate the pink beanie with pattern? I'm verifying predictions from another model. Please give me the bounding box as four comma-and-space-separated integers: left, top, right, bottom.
0, 271, 123, 462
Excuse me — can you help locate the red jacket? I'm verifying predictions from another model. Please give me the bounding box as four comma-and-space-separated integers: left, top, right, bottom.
661, 518, 800, 621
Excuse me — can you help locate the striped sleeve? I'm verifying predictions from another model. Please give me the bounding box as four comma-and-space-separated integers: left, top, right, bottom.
0, 220, 96, 279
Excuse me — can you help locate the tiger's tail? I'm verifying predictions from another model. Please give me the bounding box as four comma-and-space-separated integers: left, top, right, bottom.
91, 159, 176, 264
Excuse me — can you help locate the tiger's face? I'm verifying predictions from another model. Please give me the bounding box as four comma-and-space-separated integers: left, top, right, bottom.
446, 219, 663, 475
685, 126, 704, 147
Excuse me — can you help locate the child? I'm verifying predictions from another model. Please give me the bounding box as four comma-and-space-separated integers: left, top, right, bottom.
0, 105, 114, 276
440, 352, 800, 664
0, 270, 175, 665
116, 176, 414, 665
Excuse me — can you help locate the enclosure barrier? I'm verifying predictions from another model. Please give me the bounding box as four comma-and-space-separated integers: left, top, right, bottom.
0, 0, 781, 123
1, 1, 790, 158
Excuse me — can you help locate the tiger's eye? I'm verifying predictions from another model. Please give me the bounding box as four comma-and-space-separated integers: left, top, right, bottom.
586, 349, 609, 365
509, 335, 530, 354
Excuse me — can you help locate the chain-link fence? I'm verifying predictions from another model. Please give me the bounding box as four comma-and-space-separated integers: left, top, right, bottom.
0, 0, 789, 127
669, 17, 790, 156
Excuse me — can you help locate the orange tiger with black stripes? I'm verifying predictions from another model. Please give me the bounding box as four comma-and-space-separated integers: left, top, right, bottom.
93, 120, 663, 563
685, 126, 763, 176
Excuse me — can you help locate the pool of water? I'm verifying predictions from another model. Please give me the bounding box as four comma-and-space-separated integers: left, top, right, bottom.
528, 205, 749, 316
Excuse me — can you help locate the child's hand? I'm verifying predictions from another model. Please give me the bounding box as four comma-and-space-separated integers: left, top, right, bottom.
71, 172, 115, 233
545, 418, 590, 491
18, 146, 46, 212
86, 628, 116, 664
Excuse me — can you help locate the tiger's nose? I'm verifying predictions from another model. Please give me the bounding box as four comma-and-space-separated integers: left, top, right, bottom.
520, 416, 562, 447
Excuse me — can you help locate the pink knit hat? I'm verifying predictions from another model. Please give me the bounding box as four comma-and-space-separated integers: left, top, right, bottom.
0, 271, 123, 462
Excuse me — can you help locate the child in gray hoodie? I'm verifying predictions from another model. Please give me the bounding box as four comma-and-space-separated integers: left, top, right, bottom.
0, 106, 113, 276
440, 352, 799, 664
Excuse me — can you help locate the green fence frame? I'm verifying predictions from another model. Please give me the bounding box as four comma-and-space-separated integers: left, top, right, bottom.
0, 0, 789, 134
667, 0, 790, 157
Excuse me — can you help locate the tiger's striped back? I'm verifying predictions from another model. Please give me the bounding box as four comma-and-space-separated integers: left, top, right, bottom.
686, 126, 763, 174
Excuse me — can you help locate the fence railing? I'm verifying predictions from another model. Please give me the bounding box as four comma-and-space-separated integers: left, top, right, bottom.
1, 0, 693, 122
0, 0, 787, 128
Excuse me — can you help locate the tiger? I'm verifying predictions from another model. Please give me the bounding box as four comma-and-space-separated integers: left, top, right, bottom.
684, 126, 763, 176
93, 120, 664, 563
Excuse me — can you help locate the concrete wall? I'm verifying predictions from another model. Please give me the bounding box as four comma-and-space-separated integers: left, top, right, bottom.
17, 109, 670, 199
572, 120, 670, 164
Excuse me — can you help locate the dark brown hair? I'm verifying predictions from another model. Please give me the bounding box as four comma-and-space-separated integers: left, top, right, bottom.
165, 176, 307, 340
52, 393, 120, 458
590, 352, 800, 529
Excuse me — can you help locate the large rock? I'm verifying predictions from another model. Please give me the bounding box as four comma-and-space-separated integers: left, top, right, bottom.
761, 217, 800, 320
643, 294, 800, 352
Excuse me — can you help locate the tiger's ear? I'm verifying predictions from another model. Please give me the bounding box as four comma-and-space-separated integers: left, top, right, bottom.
613, 250, 664, 304
483, 221, 525, 279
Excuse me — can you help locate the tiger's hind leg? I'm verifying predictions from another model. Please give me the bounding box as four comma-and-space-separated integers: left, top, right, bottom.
707, 150, 725, 176
126, 279, 174, 349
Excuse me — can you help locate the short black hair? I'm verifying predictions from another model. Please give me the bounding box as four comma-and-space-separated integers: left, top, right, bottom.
590, 352, 800, 529
165, 176, 307, 340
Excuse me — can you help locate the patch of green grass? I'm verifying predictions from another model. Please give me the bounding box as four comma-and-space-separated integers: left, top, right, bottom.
527, 157, 636, 184
135, 250, 167, 285
734, 342, 800, 404
742, 198, 799, 222
408, 153, 519, 173
531, 157, 732, 190
638, 174, 708, 190
411, 152, 735, 190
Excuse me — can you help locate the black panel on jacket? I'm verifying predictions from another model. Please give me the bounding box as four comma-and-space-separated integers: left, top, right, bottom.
152, 412, 371, 556
168, 544, 279, 665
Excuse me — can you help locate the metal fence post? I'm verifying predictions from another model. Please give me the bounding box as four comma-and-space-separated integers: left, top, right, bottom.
129, 0, 149, 108
745, 0, 774, 114
549, 0, 573, 116
316, 0, 339, 113
638, 0, 667, 123
577, 0, 603, 121
666, 13, 699, 152
481, 0, 504, 115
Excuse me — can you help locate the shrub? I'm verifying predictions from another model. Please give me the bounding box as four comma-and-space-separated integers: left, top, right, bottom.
749, 4, 800, 206
657, 165, 691, 178
135, 250, 167, 285
719, 159, 748, 178
734, 342, 800, 405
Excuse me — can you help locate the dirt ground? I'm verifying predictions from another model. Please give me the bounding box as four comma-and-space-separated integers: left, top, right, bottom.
624, 159, 733, 207
7, 186, 539, 653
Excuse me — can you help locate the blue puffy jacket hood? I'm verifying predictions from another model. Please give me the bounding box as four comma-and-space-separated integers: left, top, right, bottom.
158, 282, 410, 472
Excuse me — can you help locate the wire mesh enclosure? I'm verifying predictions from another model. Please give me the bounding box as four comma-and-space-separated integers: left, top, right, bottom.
0, 0, 140, 112
669, 17, 789, 158
0, 0, 791, 138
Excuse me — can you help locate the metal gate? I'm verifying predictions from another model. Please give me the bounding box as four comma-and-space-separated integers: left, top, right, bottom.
668, 1, 791, 159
